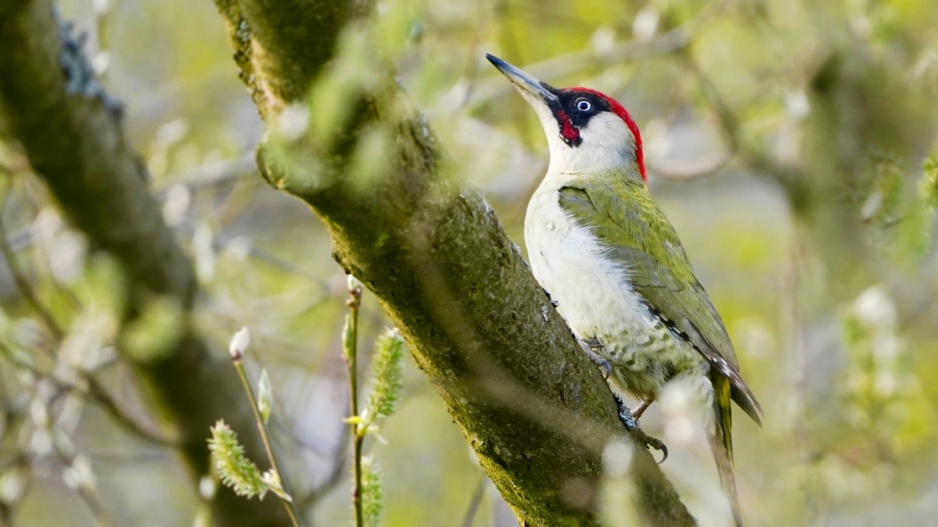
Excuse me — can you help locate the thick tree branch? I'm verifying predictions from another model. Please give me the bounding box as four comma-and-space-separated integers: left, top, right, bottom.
0, 1, 288, 525
212, 0, 371, 120
213, 1, 696, 525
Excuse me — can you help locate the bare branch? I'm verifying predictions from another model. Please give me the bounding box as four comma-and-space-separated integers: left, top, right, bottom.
0, 341, 177, 447
680, 51, 807, 193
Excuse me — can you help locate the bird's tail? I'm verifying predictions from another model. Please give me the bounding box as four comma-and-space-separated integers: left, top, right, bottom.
709, 374, 743, 527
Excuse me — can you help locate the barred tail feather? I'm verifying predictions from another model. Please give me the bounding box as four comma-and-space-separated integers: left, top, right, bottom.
709, 374, 743, 527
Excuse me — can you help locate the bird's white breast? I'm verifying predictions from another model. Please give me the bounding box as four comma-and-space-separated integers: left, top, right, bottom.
525, 173, 651, 346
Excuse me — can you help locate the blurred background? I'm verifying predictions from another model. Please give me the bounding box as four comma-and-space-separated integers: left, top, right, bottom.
2, 0, 938, 525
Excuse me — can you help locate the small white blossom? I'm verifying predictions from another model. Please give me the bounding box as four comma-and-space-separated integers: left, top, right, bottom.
199, 475, 216, 500
601, 439, 634, 476
63, 455, 97, 492
92, 52, 111, 76
162, 184, 191, 226
0, 466, 28, 504
155, 118, 189, 147
29, 430, 52, 456
229, 327, 250, 359
347, 274, 361, 293
262, 469, 292, 502
632, 8, 659, 42
853, 286, 897, 329
29, 398, 49, 428
92, 0, 110, 15
785, 90, 811, 121
591, 26, 616, 53
194, 222, 215, 283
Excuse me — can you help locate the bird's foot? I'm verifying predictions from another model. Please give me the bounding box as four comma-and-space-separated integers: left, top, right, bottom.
614, 394, 668, 463
634, 430, 668, 464
579, 338, 611, 379
632, 399, 652, 420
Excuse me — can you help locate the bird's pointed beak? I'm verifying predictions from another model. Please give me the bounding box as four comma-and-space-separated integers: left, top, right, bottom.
486, 54, 558, 104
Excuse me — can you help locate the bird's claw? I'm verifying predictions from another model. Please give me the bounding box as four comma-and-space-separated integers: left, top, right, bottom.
635, 430, 668, 464
580, 338, 611, 379
592, 356, 612, 380
614, 394, 668, 463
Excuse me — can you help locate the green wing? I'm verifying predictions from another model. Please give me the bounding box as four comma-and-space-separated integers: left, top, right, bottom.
558, 177, 763, 424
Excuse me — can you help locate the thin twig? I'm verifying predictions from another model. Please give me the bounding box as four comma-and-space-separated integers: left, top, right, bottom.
343, 277, 364, 527
681, 54, 741, 154
679, 49, 805, 191
83, 375, 178, 447
0, 342, 177, 447
16, 364, 114, 527
50, 440, 115, 527
232, 358, 303, 527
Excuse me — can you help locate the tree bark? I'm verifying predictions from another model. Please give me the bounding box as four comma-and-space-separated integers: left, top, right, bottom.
0, 1, 288, 525
211, 1, 696, 525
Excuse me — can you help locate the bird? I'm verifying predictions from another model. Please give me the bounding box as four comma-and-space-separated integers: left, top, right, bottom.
486, 53, 763, 526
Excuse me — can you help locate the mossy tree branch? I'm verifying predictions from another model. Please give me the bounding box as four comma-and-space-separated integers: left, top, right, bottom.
212, 1, 696, 525
0, 1, 288, 525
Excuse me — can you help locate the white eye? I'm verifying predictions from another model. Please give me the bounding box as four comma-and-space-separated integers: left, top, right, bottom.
576, 99, 592, 112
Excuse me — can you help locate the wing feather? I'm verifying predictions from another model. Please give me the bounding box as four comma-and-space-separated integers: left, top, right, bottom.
558, 180, 763, 423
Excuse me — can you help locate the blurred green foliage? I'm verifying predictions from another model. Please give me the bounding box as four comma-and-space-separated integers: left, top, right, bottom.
2, 0, 938, 526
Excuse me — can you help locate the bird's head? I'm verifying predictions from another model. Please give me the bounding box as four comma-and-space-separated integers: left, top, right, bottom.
487, 54, 646, 182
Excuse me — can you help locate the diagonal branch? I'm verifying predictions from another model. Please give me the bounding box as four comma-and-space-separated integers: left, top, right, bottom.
212, 1, 696, 525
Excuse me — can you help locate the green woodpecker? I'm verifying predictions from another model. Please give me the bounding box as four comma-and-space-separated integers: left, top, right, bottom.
487, 54, 763, 526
